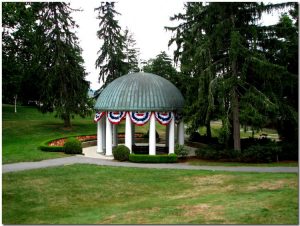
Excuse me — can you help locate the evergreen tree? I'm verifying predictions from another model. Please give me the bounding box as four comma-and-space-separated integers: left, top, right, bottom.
142, 51, 179, 85
95, 2, 127, 87
167, 2, 295, 150
2, 2, 41, 110
124, 28, 140, 73
36, 3, 91, 127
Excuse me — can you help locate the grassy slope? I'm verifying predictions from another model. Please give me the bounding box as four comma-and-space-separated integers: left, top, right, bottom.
3, 164, 298, 224
2, 105, 97, 163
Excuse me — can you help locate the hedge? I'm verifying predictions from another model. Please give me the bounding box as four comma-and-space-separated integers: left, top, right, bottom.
39, 134, 95, 152
129, 154, 177, 163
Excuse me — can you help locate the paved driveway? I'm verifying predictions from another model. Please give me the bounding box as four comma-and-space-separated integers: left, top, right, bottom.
3, 155, 298, 173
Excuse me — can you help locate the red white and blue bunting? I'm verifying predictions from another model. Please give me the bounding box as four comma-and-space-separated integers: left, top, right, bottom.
129, 112, 151, 126
107, 111, 126, 124
94, 112, 105, 123
155, 112, 174, 126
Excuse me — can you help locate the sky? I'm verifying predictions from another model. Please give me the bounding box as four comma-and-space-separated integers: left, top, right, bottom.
69, 0, 282, 90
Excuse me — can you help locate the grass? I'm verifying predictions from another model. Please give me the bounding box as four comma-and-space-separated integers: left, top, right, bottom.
2, 104, 96, 163
2, 105, 166, 163
187, 158, 298, 167
198, 120, 279, 140
3, 164, 298, 224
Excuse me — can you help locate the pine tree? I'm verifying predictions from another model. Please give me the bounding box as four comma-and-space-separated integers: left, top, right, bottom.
124, 28, 140, 73
37, 3, 91, 128
95, 2, 127, 87
167, 2, 294, 150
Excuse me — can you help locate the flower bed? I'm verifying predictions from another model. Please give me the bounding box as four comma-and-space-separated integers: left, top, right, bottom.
47, 133, 145, 147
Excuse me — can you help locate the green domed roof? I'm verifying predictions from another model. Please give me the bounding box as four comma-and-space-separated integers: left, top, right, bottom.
94, 72, 184, 111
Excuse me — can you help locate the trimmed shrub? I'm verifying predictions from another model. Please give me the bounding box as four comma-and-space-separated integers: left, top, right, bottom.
39, 144, 64, 152
113, 145, 130, 161
129, 154, 177, 163
63, 137, 82, 154
175, 144, 189, 158
241, 143, 280, 163
195, 146, 220, 160
195, 145, 240, 161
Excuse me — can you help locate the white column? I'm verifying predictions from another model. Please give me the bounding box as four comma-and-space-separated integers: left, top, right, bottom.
149, 113, 156, 155
125, 113, 132, 152
97, 120, 103, 153
112, 124, 118, 147
132, 123, 135, 145
178, 120, 185, 145
165, 124, 169, 148
106, 116, 112, 156
168, 116, 175, 154
102, 116, 106, 152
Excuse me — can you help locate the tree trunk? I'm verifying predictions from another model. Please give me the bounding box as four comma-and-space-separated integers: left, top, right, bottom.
206, 121, 212, 139
64, 114, 71, 128
14, 94, 17, 113
232, 89, 241, 151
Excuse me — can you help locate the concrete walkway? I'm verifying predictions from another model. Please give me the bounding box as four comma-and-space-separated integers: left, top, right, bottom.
3, 155, 298, 174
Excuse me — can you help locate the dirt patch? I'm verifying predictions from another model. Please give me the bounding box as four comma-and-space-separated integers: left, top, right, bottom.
178, 204, 226, 223
182, 174, 235, 186
100, 207, 161, 224
247, 179, 298, 191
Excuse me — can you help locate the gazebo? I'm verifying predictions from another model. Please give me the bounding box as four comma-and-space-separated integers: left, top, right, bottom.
93, 72, 185, 156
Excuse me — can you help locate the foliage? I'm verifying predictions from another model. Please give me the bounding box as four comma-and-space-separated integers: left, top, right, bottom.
2, 3, 41, 105
196, 146, 235, 161
95, 2, 128, 86
196, 139, 282, 163
2, 3, 92, 127
175, 144, 189, 158
166, 2, 297, 151
63, 137, 82, 154
129, 154, 177, 163
278, 141, 298, 161
112, 145, 130, 161
124, 28, 140, 73
36, 3, 91, 127
142, 51, 180, 87
188, 132, 201, 142
241, 143, 280, 163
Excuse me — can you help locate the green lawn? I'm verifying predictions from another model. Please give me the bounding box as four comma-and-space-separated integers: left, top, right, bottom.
2, 105, 166, 163
2, 105, 96, 163
187, 159, 298, 167
3, 164, 298, 224
198, 120, 279, 140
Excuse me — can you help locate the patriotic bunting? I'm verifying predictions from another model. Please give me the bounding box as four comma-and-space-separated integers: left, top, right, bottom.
107, 111, 126, 124
155, 112, 173, 125
94, 112, 105, 122
129, 112, 151, 126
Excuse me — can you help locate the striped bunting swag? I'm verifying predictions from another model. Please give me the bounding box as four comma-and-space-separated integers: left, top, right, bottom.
129, 112, 151, 126
94, 112, 105, 122
155, 112, 173, 125
107, 111, 126, 124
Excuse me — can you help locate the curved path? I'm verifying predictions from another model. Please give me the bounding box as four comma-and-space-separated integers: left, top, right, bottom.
3, 155, 298, 174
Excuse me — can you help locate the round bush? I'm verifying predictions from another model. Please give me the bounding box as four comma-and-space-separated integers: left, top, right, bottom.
175, 144, 189, 158
113, 145, 130, 161
63, 137, 82, 154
